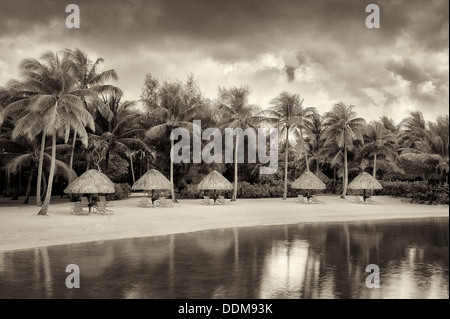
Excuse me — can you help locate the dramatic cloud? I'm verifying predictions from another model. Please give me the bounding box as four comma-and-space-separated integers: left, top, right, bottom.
0, 0, 448, 122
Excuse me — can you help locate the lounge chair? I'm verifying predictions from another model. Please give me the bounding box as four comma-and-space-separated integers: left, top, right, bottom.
99, 196, 113, 207
353, 195, 364, 203
296, 195, 308, 203
138, 197, 154, 207
365, 196, 380, 205
94, 202, 114, 215
155, 197, 174, 207
80, 196, 89, 208
201, 196, 213, 205
217, 196, 230, 205
310, 195, 325, 204
70, 202, 89, 215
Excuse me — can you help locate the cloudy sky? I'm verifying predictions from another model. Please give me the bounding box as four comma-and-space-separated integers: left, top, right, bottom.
0, 0, 448, 122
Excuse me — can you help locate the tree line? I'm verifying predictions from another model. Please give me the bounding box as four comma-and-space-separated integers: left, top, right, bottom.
0, 49, 448, 214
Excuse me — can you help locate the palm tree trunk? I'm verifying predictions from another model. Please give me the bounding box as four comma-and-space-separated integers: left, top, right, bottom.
38, 131, 57, 216
300, 129, 309, 171
86, 153, 91, 171
12, 173, 19, 200
170, 138, 176, 203
129, 153, 135, 184
41, 172, 47, 202
18, 166, 22, 196
69, 129, 77, 172
23, 167, 34, 204
333, 166, 337, 194
371, 153, 377, 197
139, 153, 143, 178
341, 145, 348, 199
36, 133, 46, 206
105, 148, 110, 172
5, 172, 11, 196
283, 128, 289, 200
316, 157, 320, 175
232, 136, 239, 201
372, 153, 377, 178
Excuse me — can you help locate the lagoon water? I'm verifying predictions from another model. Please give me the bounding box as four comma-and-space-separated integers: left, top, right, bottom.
0, 217, 448, 299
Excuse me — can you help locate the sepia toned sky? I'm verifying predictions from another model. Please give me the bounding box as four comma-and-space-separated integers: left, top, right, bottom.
0, 0, 448, 122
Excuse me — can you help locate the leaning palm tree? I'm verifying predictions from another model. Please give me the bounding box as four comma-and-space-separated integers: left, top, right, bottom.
145, 80, 200, 203
217, 86, 261, 201
7, 50, 95, 215
264, 92, 315, 200
361, 121, 399, 178
65, 49, 117, 172
322, 103, 365, 198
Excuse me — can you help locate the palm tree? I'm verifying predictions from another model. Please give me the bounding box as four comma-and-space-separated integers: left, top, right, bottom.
400, 113, 449, 183
361, 121, 399, 178
379, 116, 399, 134
399, 111, 427, 150
65, 49, 117, 172
264, 92, 314, 200
322, 103, 365, 198
218, 86, 261, 201
145, 80, 200, 202
0, 138, 76, 203
92, 90, 149, 179
6, 50, 95, 215
305, 111, 326, 175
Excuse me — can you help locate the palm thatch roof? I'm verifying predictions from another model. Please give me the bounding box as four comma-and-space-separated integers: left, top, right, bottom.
64, 169, 115, 194
348, 172, 383, 190
315, 170, 331, 183
197, 170, 233, 190
131, 169, 171, 191
291, 171, 326, 189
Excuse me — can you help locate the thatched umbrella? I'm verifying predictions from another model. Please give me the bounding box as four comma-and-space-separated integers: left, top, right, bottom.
131, 169, 171, 204
315, 171, 330, 184
64, 169, 115, 213
348, 172, 383, 201
197, 170, 233, 202
291, 171, 326, 199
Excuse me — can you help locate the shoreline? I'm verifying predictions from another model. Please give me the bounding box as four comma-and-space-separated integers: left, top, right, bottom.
0, 195, 448, 252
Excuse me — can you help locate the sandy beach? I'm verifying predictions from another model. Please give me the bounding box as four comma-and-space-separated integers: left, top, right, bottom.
0, 194, 448, 252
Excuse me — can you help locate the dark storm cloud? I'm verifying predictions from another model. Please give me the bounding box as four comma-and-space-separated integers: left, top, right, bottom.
1, 0, 447, 58
387, 58, 427, 85
0, 0, 448, 122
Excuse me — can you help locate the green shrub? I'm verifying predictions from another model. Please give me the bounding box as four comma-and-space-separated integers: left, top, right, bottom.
379, 181, 448, 205
379, 181, 428, 197
237, 181, 302, 198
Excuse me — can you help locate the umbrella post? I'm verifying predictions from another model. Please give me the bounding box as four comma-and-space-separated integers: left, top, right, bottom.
214, 189, 216, 202
151, 189, 155, 205
363, 189, 367, 202
89, 193, 93, 214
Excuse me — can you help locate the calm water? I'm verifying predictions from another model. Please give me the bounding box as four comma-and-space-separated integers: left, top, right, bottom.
0, 217, 448, 299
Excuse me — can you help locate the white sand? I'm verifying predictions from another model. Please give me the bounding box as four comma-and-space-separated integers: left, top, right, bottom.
0, 194, 448, 252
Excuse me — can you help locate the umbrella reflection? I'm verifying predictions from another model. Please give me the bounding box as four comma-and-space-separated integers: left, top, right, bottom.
0, 218, 447, 299
259, 239, 309, 298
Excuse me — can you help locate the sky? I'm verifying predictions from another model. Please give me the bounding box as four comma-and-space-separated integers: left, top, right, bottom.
0, 0, 448, 122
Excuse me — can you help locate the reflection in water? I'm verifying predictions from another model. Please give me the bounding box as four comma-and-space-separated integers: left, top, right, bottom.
0, 217, 448, 299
